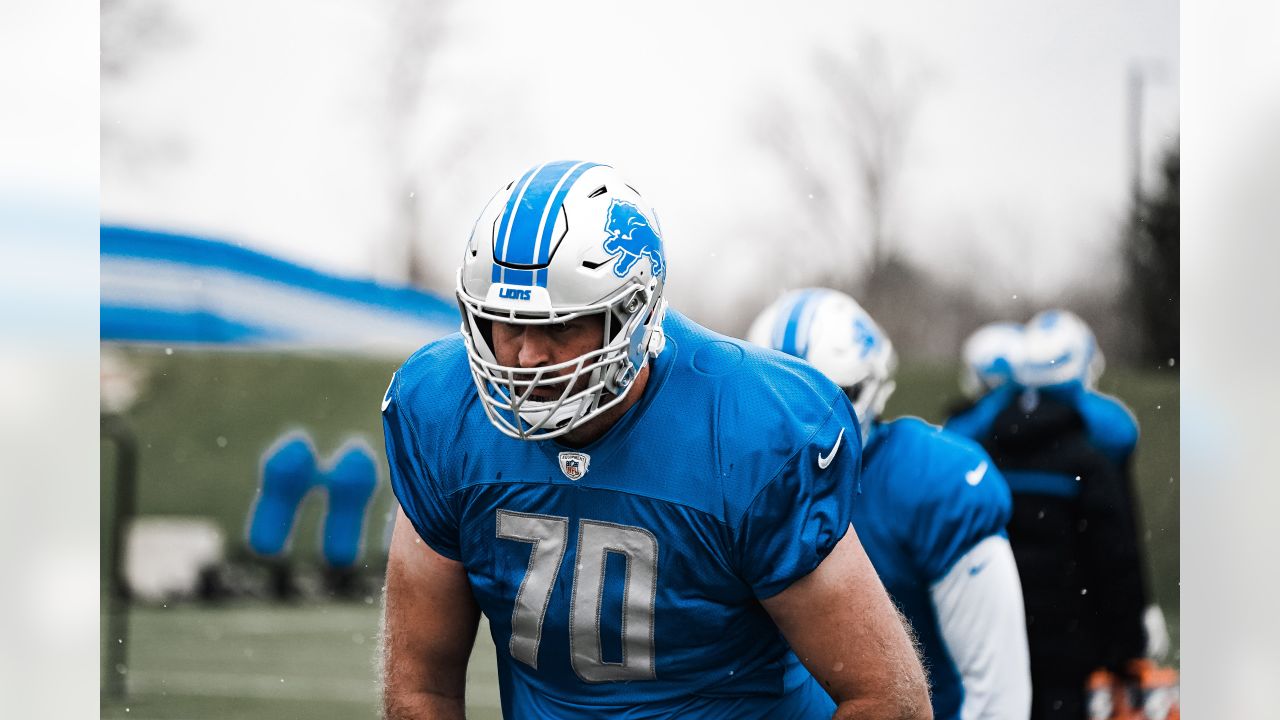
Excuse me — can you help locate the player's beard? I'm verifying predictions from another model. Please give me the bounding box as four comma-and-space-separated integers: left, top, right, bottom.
517, 366, 604, 432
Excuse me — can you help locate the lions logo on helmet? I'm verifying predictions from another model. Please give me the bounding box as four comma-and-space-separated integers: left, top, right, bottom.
746, 288, 897, 446
456, 161, 668, 441
852, 317, 879, 357
602, 199, 666, 280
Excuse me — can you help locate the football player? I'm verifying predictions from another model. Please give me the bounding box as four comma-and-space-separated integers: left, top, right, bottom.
954, 310, 1154, 719
944, 321, 1026, 440
1016, 310, 1169, 664
378, 161, 930, 719
1017, 310, 1138, 470
948, 311, 1137, 472
949, 311, 1169, 662
748, 289, 1031, 720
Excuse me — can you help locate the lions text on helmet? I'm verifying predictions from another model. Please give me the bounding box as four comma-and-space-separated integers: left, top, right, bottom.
456, 161, 668, 441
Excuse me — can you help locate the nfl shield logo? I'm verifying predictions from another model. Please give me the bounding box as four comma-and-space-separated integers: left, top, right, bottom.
558, 451, 590, 480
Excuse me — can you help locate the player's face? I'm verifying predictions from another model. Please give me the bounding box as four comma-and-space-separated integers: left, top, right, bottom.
490, 314, 606, 400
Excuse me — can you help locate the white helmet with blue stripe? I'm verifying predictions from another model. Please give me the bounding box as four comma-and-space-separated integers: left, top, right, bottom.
959, 321, 1025, 399
1015, 309, 1104, 390
456, 161, 668, 441
746, 288, 897, 444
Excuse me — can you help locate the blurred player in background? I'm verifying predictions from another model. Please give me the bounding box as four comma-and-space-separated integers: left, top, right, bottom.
1019, 310, 1170, 664
947, 309, 1154, 720
944, 321, 1025, 436
749, 288, 1031, 720
379, 162, 930, 719
947, 311, 1170, 662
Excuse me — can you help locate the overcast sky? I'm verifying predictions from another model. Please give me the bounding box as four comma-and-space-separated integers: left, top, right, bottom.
101, 0, 1179, 328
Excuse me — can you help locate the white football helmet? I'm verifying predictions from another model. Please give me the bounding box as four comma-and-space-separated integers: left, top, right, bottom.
746, 288, 896, 444
1015, 309, 1105, 389
959, 322, 1025, 400
456, 161, 668, 441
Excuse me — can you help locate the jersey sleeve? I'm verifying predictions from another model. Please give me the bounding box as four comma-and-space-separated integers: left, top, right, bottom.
1081, 392, 1140, 466
944, 385, 1015, 441
380, 370, 462, 561
733, 397, 861, 599
930, 535, 1032, 720
909, 438, 1014, 582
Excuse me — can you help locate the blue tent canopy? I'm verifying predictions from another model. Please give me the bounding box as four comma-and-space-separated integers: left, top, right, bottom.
101, 225, 459, 353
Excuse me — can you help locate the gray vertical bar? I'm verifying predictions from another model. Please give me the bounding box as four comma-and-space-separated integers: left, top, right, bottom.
496, 510, 568, 669
570, 520, 658, 682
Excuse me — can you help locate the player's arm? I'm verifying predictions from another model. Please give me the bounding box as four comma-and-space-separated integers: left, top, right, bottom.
942, 387, 1010, 441
930, 535, 1031, 720
379, 506, 480, 720
762, 524, 933, 720
912, 442, 1029, 719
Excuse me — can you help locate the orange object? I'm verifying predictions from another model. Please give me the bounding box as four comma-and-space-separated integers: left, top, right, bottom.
1086, 661, 1180, 720
1086, 668, 1120, 720
1128, 659, 1180, 720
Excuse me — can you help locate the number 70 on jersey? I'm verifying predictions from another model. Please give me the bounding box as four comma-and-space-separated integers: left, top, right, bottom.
496, 509, 659, 683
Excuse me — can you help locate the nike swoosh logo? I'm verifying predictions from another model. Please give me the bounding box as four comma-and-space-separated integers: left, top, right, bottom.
965, 461, 988, 486
817, 429, 845, 470
969, 561, 988, 576
381, 374, 396, 412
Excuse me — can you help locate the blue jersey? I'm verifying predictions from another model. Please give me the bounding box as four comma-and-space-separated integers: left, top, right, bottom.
1054, 386, 1139, 467
945, 383, 1138, 469
382, 311, 861, 719
856, 418, 1012, 720
942, 384, 1018, 442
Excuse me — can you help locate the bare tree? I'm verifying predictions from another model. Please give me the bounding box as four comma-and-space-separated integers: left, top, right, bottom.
817, 36, 929, 286
377, 0, 455, 288
750, 36, 1041, 364
101, 0, 186, 80
753, 34, 929, 295
101, 0, 190, 175
751, 99, 851, 291
376, 0, 504, 293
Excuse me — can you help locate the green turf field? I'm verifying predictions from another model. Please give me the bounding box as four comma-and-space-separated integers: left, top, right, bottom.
100, 602, 503, 719
101, 347, 1178, 716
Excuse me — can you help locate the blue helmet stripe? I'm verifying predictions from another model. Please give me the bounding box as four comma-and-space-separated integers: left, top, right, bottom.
777, 289, 821, 358
506, 161, 579, 265
771, 293, 799, 352
493, 161, 598, 288
532, 161, 599, 286
493, 164, 544, 285
494, 161, 582, 288
500, 268, 538, 286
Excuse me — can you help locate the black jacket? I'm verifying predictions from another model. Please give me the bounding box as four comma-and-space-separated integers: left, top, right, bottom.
978, 391, 1147, 679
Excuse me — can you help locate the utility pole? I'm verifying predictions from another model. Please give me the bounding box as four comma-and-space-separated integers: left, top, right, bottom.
102, 413, 139, 700
1128, 62, 1146, 208
1127, 60, 1170, 208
